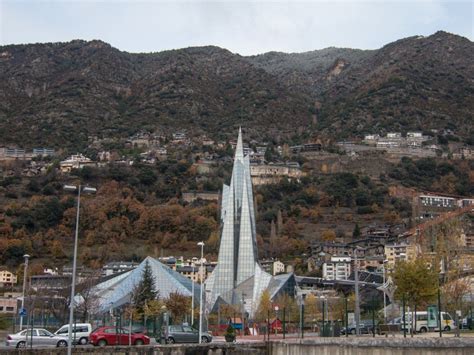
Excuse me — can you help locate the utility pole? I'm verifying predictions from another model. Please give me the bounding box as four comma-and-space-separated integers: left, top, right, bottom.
19, 254, 30, 330
383, 260, 387, 324
191, 265, 195, 326
197, 241, 205, 344
438, 288, 442, 338
354, 248, 361, 336
241, 292, 246, 338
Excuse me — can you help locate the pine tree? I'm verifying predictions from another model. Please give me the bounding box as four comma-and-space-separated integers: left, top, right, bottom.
277, 209, 283, 236
133, 260, 158, 314
352, 223, 361, 238
270, 220, 277, 258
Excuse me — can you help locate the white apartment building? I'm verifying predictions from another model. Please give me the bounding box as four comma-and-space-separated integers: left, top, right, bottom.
322, 256, 351, 281
419, 195, 457, 208
59, 154, 95, 173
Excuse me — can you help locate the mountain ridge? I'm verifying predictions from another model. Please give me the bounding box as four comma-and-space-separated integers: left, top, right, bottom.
0, 31, 472, 150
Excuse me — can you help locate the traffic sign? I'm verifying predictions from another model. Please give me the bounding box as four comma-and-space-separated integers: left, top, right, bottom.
19, 308, 27, 317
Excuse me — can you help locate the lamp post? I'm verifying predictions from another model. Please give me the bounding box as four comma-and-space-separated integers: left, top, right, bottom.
64, 184, 96, 355
297, 294, 305, 339
191, 264, 195, 327
354, 247, 361, 336
241, 292, 247, 337
19, 254, 30, 330
161, 305, 168, 344
274, 305, 279, 336
382, 259, 388, 324
197, 241, 205, 344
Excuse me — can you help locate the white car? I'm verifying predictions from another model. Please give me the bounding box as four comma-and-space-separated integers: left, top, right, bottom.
54, 323, 92, 345
6, 328, 68, 348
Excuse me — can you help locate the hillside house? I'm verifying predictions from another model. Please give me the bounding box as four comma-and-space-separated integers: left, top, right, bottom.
250, 162, 303, 185
60, 154, 95, 173
0, 270, 17, 287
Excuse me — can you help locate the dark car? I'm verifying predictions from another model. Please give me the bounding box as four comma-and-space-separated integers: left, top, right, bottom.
162, 325, 212, 344
89, 326, 150, 346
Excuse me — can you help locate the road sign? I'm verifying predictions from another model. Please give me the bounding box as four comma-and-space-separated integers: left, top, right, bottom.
19, 308, 27, 317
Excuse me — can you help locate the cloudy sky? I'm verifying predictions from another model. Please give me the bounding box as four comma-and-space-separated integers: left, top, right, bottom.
1, 0, 472, 55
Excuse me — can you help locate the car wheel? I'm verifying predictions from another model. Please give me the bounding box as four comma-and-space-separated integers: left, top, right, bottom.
350, 328, 356, 335
201, 336, 209, 343
57, 340, 67, 347
168, 337, 175, 344
79, 337, 88, 345
134, 339, 144, 345
98, 339, 108, 347
420, 327, 428, 333
444, 326, 451, 331
16, 341, 26, 348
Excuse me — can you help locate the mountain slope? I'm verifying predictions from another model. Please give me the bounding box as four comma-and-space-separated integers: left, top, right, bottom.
0, 41, 313, 150
0, 31, 472, 150
248, 31, 473, 139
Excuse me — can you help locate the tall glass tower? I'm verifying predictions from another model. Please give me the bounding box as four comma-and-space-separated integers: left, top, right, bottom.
207, 128, 259, 300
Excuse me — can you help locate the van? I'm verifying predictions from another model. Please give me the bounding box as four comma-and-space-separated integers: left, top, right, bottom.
402, 311, 455, 332
54, 323, 92, 345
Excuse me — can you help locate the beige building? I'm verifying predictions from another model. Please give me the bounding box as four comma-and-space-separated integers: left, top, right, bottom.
0, 297, 16, 314
250, 163, 303, 185
384, 243, 417, 269
260, 259, 286, 276
0, 270, 17, 287
182, 191, 219, 203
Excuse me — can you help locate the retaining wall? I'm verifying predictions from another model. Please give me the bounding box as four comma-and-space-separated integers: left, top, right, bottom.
2, 338, 474, 355
271, 338, 474, 355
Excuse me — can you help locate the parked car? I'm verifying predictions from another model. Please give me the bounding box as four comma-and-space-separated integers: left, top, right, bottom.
399, 311, 456, 332
162, 325, 212, 343
89, 326, 150, 346
461, 316, 473, 330
5, 329, 69, 348
341, 320, 377, 335
54, 323, 92, 345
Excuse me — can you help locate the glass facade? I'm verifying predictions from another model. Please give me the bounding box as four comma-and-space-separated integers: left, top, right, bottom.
209, 129, 259, 301
206, 129, 294, 316
94, 256, 201, 313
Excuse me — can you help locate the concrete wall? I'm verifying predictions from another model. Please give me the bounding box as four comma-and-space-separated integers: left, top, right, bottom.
3, 338, 474, 355
271, 338, 474, 355
0, 343, 266, 355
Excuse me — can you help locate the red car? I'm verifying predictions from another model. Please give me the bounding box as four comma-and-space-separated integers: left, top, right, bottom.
89, 326, 150, 346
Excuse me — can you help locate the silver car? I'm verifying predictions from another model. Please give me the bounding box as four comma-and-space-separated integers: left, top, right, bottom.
162, 325, 212, 343
6, 328, 69, 348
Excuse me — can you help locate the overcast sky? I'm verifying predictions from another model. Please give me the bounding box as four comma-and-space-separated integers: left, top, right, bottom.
1, 0, 472, 55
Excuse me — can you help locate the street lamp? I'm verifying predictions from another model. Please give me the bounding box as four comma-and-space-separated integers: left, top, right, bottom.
296, 294, 305, 339
191, 263, 195, 327
63, 184, 96, 355
353, 247, 361, 335
242, 293, 247, 337
19, 254, 30, 330
197, 241, 205, 344
382, 259, 388, 324
161, 305, 169, 344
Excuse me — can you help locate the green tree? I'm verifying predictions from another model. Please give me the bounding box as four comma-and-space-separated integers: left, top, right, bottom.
133, 260, 158, 315
392, 259, 438, 309
352, 223, 361, 239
